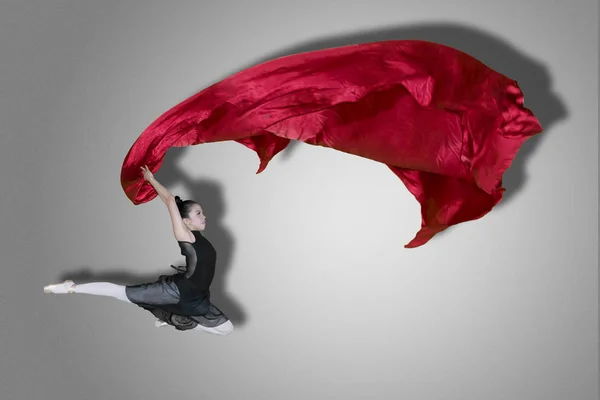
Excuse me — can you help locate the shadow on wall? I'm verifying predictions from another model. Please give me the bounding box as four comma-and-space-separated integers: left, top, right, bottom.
63, 23, 566, 327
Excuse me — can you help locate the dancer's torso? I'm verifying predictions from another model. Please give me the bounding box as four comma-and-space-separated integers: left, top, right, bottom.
176, 230, 216, 296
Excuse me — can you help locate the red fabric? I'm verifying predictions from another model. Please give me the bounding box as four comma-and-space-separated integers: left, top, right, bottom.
120, 40, 542, 248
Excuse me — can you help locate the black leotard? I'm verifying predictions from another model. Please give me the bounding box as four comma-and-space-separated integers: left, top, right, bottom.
173, 230, 216, 300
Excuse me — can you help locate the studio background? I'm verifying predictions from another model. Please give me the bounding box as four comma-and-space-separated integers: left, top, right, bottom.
0, 1, 597, 399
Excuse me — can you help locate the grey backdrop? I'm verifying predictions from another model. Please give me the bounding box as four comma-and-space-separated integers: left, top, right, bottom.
0, 0, 597, 399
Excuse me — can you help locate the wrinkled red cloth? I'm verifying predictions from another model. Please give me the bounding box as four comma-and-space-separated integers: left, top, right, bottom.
121, 40, 542, 248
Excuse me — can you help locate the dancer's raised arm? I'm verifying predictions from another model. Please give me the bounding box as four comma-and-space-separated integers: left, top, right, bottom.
140, 165, 188, 240
140, 165, 173, 204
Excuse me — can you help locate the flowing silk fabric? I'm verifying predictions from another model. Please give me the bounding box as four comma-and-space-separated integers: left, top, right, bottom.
120, 40, 542, 248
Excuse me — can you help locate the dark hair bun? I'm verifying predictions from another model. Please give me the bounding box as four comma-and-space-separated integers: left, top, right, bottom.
174, 195, 183, 204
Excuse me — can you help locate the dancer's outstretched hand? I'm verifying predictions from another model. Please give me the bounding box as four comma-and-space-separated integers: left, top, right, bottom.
140, 165, 154, 181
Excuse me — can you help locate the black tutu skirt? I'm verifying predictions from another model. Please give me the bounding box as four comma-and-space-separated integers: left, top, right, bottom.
125, 274, 228, 331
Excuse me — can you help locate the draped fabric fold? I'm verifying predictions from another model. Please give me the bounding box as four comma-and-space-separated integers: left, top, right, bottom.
120, 40, 542, 248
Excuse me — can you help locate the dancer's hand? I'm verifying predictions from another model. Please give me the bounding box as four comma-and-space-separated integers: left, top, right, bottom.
170, 264, 186, 273
140, 165, 154, 182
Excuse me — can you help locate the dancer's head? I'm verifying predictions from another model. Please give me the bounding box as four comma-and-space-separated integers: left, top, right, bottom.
175, 196, 206, 231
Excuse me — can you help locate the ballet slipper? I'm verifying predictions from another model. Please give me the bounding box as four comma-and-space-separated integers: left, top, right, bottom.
155, 319, 168, 327
43, 280, 76, 294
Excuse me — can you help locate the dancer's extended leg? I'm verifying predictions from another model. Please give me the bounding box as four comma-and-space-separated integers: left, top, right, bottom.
44, 280, 131, 303
44, 281, 233, 333
73, 282, 132, 302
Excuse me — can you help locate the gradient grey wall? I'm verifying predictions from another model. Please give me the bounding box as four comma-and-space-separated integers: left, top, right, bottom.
0, 1, 597, 399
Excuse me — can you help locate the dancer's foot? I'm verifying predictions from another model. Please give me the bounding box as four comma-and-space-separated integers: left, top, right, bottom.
155, 319, 168, 328
43, 280, 76, 294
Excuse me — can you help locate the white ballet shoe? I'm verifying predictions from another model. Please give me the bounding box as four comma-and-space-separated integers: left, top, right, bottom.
155, 319, 168, 328
43, 280, 76, 294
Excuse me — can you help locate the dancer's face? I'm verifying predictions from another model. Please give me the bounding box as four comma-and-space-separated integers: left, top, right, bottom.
184, 203, 207, 231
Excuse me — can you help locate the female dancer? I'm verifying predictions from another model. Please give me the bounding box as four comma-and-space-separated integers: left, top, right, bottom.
43, 165, 234, 336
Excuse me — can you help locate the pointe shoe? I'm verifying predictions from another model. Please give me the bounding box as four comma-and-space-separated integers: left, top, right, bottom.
43, 280, 76, 294
155, 319, 168, 328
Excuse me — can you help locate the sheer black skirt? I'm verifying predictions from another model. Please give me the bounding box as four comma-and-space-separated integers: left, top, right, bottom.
125, 274, 228, 331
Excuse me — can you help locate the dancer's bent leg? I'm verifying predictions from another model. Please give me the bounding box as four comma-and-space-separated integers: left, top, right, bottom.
193, 320, 234, 336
